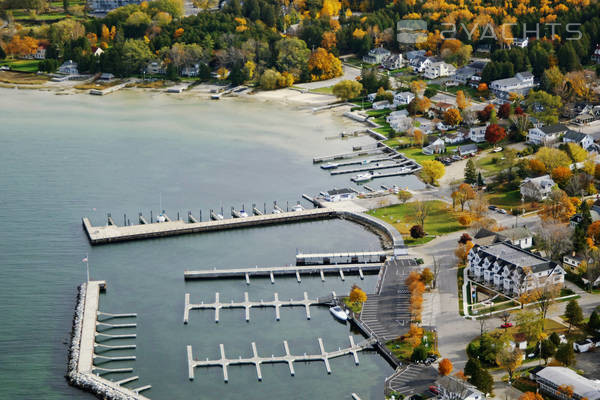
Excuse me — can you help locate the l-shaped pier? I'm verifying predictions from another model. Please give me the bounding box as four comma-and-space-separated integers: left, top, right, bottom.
187, 336, 376, 382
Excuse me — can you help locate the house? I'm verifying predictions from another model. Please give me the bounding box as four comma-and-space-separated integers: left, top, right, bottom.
563, 130, 594, 150
472, 228, 503, 247
458, 143, 478, 156
454, 66, 478, 84
497, 227, 533, 249
89, 0, 144, 13
321, 188, 357, 202
362, 47, 391, 64
490, 72, 535, 98
592, 44, 600, 63
57, 60, 79, 75
181, 64, 201, 77
434, 102, 454, 114
532, 367, 600, 400
146, 61, 165, 75
563, 252, 585, 273
467, 241, 565, 297
410, 55, 433, 73
382, 54, 404, 70
93, 47, 104, 57
98, 73, 115, 81
512, 38, 529, 48
520, 175, 555, 201
393, 91, 415, 106
509, 332, 528, 351
527, 123, 569, 146
443, 132, 466, 144
405, 50, 426, 62
386, 109, 410, 123
372, 100, 392, 110
423, 136, 446, 155
435, 375, 485, 400
468, 124, 489, 143
476, 44, 491, 53
26, 45, 47, 60
423, 61, 456, 79
367, 93, 377, 102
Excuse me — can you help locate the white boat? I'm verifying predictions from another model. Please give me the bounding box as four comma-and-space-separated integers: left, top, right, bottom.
156, 214, 166, 223
352, 172, 372, 183
216, 213, 224, 220
239, 211, 248, 217
291, 204, 304, 212
329, 306, 349, 321
361, 159, 371, 165
321, 163, 338, 170
272, 208, 282, 214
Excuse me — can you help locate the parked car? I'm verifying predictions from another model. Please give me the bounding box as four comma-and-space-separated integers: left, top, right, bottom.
500, 322, 513, 328
429, 386, 440, 395
488, 205, 497, 211
573, 339, 595, 353
492, 147, 503, 153
496, 208, 507, 214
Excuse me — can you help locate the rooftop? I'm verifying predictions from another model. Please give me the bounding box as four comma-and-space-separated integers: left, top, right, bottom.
536, 367, 600, 400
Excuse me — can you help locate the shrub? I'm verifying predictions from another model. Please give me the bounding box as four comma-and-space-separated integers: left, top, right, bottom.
410, 345, 428, 362
410, 224, 425, 238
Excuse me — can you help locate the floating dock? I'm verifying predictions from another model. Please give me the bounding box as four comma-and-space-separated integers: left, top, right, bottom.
313, 148, 383, 163
184, 263, 383, 281
295, 251, 392, 265
187, 336, 376, 381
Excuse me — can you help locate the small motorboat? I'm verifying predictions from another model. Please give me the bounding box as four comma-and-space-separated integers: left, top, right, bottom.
156, 214, 167, 223
215, 213, 224, 220
361, 159, 371, 165
321, 162, 338, 170
329, 306, 349, 321
291, 203, 304, 212
272, 208, 282, 214
352, 172, 372, 183
239, 207, 249, 218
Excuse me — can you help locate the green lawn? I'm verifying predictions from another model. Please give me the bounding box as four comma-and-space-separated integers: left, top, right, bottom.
397, 144, 460, 165
310, 85, 334, 95
486, 189, 540, 214
342, 297, 363, 313
386, 330, 436, 361
367, 200, 463, 238
0, 59, 41, 73
475, 153, 506, 176
383, 136, 412, 146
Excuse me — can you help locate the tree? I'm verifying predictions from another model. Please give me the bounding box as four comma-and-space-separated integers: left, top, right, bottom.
444, 108, 462, 126
477, 172, 484, 187
5, 35, 38, 57
455, 240, 474, 265
260, 69, 280, 89
410, 80, 427, 97
420, 160, 445, 185
465, 159, 477, 184
458, 215, 473, 226
564, 299, 584, 333
555, 343, 575, 367
519, 392, 544, 400
452, 183, 476, 211
410, 224, 425, 238
535, 147, 571, 172
498, 103, 511, 119
332, 80, 362, 101
469, 365, 493, 394
552, 166, 573, 187
485, 124, 506, 144
464, 358, 481, 377
499, 311, 511, 328
276, 37, 310, 78
536, 220, 572, 261
349, 285, 367, 305
540, 339, 556, 364
565, 143, 588, 163
411, 345, 428, 362
63, 0, 69, 13
421, 268, 434, 287
412, 200, 430, 228
588, 310, 600, 331
478, 104, 494, 122
121, 39, 153, 75
515, 310, 544, 344
540, 189, 576, 223
526, 90, 563, 125
308, 48, 342, 82
438, 358, 453, 376
496, 348, 523, 383
150, 0, 184, 18
397, 190, 412, 204
458, 233, 472, 245
456, 90, 470, 110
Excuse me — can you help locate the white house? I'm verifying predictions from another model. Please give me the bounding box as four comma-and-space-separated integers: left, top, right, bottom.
410, 55, 433, 73
563, 130, 594, 150
423, 136, 446, 155
322, 188, 357, 202
497, 227, 533, 249
181, 64, 201, 77
468, 124, 489, 143
372, 100, 392, 110
393, 91, 415, 106
435, 375, 485, 400
57, 60, 79, 75
94, 47, 104, 57
512, 38, 529, 48
458, 143, 478, 156
382, 54, 404, 70
467, 241, 565, 297
527, 123, 569, 146
362, 47, 391, 64
26, 45, 47, 60
423, 61, 456, 79
386, 109, 410, 123
532, 367, 600, 400
593, 44, 600, 63
490, 71, 535, 98
443, 131, 466, 144
520, 175, 555, 201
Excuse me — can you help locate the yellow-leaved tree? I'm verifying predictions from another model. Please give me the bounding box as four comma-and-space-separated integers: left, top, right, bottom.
308, 47, 342, 81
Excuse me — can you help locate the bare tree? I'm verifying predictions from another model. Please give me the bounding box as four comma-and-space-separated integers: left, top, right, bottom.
468, 191, 489, 220
432, 256, 441, 289
499, 311, 512, 328
584, 251, 600, 292
536, 220, 572, 261
412, 200, 431, 228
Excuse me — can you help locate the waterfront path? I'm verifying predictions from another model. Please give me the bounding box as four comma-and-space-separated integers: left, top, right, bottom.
187, 336, 377, 382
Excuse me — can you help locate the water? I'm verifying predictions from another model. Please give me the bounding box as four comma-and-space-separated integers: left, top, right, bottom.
0, 89, 419, 399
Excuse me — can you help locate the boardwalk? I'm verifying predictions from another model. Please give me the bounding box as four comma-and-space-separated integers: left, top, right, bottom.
184, 263, 384, 282
183, 292, 324, 323
187, 336, 376, 382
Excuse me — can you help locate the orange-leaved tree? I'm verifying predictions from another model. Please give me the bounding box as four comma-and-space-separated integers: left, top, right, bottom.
438, 358, 453, 376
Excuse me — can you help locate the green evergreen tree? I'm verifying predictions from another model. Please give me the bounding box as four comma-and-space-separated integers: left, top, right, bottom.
477, 172, 484, 187
469, 366, 494, 394
549, 332, 561, 347
464, 357, 481, 377
558, 43, 580, 72
0, 45, 6, 60
465, 159, 477, 184
588, 310, 600, 331
410, 345, 428, 362
565, 299, 584, 333
540, 339, 556, 364
555, 343, 576, 367
63, 0, 69, 12
580, 201, 592, 227
166, 63, 178, 81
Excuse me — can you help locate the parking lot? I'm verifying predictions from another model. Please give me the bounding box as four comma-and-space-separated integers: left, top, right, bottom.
576, 350, 600, 380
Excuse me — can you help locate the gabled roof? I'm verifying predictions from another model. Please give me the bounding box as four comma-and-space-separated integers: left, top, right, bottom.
539, 123, 569, 135
564, 130, 589, 143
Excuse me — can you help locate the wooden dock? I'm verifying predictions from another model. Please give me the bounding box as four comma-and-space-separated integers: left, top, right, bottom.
295, 251, 392, 265
187, 336, 376, 381
183, 291, 326, 323
183, 263, 384, 282
313, 148, 384, 163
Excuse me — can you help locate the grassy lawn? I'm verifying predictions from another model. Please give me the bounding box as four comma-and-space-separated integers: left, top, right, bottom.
386, 330, 436, 361
486, 188, 540, 214
475, 153, 506, 176
0, 59, 41, 73
342, 297, 363, 313
397, 144, 460, 165
383, 136, 412, 146
310, 85, 335, 95
404, 236, 436, 246
367, 200, 463, 239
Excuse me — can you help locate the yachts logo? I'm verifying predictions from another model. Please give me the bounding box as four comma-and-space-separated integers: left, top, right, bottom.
397, 20, 428, 44
439, 22, 582, 41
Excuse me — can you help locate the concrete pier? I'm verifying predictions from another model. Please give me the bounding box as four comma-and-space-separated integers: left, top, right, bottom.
187, 336, 376, 381
184, 263, 384, 281
183, 291, 320, 324
295, 251, 391, 265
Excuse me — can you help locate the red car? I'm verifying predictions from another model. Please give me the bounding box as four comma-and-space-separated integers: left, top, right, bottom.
501, 323, 513, 328
429, 386, 440, 395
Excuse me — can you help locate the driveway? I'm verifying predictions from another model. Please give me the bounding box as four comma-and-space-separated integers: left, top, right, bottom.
294, 65, 361, 90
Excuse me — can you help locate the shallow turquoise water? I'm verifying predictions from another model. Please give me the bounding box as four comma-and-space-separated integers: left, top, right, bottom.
0, 89, 419, 399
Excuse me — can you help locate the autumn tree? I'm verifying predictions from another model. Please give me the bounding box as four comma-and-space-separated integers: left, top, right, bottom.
349, 285, 368, 305
528, 159, 547, 176
498, 103, 511, 119
456, 90, 470, 110
332, 80, 362, 101
421, 268, 434, 287
410, 80, 427, 97
6, 35, 38, 57
535, 147, 571, 172
410, 224, 425, 238
551, 166, 573, 187
452, 183, 475, 211
308, 47, 342, 81
397, 190, 413, 204
537, 220, 573, 261
485, 124, 506, 144
496, 348, 523, 383
540, 189, 576, 222
564, 142, 588, 163
458, 214, 473, 226
455, 240, 474, 265
420, 160, 445, 185
444, 108, 462, 126
519, 392, 544, 400
438, 358, 453, 376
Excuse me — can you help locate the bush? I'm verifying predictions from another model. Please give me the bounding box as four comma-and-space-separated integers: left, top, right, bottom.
410, 224, 425, 238
410, 345, 428, 362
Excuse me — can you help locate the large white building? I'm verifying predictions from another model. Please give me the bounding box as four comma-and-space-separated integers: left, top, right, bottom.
527, 123, 570, 146
467, 241, 565, 297
423, 61, 456, 79
520, 175, 555, 201
533, 367, 600, 400
490, 71, 535, 98
468, 124, 489, 143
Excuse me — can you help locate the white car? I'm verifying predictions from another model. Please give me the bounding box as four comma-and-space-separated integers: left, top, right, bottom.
492, 147, 503, 153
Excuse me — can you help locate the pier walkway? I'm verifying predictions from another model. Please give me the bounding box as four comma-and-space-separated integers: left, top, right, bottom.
184, 263, 384, 282
183, 291, 325, 323
187, 336, 376, 382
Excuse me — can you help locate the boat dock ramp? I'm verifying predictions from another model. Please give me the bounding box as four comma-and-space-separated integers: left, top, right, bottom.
89, 80, 134, 96
187, 336, 376, 381
184, 263, 384, 282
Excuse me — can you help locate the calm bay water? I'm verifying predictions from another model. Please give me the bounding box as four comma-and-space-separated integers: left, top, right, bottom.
0, 89, 421, 399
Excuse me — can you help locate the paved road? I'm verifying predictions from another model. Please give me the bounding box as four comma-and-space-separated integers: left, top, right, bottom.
295, 65, 361, 90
